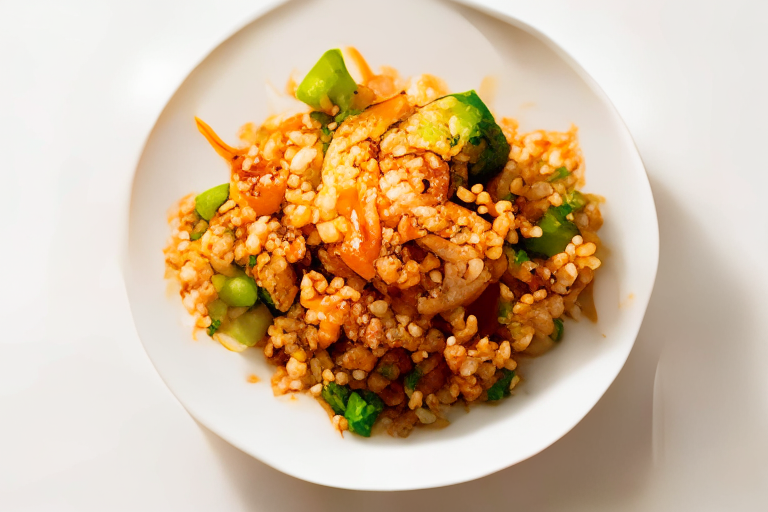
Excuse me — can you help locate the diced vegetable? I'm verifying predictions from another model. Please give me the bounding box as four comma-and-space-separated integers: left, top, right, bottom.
248, 255, 257, 267
497, 300, 513, 324
218, 303, 272, 347
206, 319, 221, 337
190, 219, 208, 241
487, 369, 516, 401
547, 166, 570, 182
257, 287, 281, 316
564, 190, 587, 212
404, 367, 422, 395
296, 49, 358, 114
501, 192, 516, 202
503, 244, 530, 272
207, 299, 228, 322
322, 382, 351, 416
378, 363, 398, 380
218, 276, 260, 307
213, 331, 249, 352
551, 318, 564, 342
334, 109, 362, 124
522, 206, 580, 258
195, 183, 230, 221
344, 390, 385, 437
411, 90, 510, 185
309, 111, 334, 126
211, 274, 229, 293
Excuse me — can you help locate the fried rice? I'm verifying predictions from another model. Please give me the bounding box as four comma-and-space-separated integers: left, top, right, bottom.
163, 48, 603, 437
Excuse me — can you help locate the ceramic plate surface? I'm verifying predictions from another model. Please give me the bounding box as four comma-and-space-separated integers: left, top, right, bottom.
126, 0, 658, 490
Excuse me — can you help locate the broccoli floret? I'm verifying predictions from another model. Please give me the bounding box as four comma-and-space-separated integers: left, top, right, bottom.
487, 369, 516, 401
410, 91, 510, 185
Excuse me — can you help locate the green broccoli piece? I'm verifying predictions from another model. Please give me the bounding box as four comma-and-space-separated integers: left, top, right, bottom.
344, 391, 385, 437
551, 318, 564, 342
487, 369, 516, 401
410, 90, 510, 185
321, 382, 351, 416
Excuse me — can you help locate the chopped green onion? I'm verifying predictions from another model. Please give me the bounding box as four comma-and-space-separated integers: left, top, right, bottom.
487, 369, 516, 401
206, 319, 221, 337
404, 367, 423, 394
344, 390, 384, 437
515, 249, 530, 265
190, 219, 208, 241
551, 318, 564, 342
334, 109, 362, 124
310, 111, 334, 126
497, 300, 513, 324
257, 287, 281, 316
195, 183, 230, 221
378, 363, 398, 380
501, 192, 516, 202
321, 382, 351, 416
547, 166, 570, 182
564, 190, 587, 212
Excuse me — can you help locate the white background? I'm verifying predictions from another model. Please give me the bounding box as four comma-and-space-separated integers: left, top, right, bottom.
1, 0, 767, 510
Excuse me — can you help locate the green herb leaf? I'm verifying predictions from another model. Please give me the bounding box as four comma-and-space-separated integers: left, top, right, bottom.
551, 318, 564, 342
334, 109, 362, 124
404, 368, 423, 394
321, 382, 351, 416
487, 369, 516, 401
344, 391, 385, 437
206, 319, 221, 337
547, 166, 570, 182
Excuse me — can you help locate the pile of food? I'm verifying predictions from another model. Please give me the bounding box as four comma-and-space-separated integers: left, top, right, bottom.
164, 48, 603, 437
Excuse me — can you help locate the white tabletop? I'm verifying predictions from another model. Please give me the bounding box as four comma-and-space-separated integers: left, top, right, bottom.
1, 0, 767, 510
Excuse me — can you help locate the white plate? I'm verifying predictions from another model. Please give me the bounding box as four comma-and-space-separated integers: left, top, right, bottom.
125, 0, 658, 491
